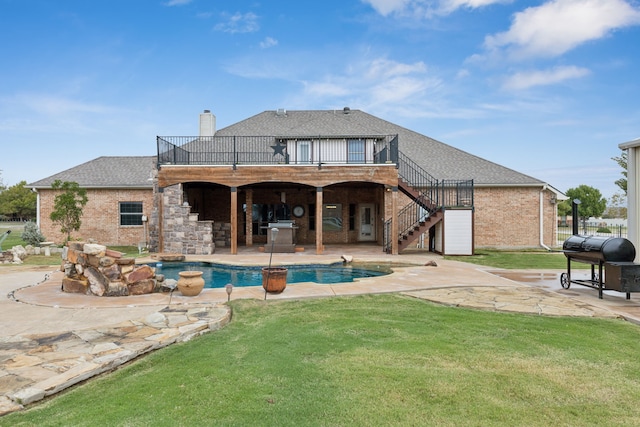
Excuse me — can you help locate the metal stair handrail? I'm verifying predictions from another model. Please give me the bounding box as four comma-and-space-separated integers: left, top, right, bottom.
384, 151, 474, 252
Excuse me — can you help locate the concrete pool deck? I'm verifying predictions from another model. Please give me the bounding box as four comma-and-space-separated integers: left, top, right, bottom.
3, 246, 640, 415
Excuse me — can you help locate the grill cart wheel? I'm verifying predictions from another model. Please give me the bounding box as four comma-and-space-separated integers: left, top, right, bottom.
560, 273, 570, 289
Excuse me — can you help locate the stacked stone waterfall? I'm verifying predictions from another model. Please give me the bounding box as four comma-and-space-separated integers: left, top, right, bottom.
62, 242, 163, 296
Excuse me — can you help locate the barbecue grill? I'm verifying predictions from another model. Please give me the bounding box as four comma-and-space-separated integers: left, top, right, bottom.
561, 235, 640, 299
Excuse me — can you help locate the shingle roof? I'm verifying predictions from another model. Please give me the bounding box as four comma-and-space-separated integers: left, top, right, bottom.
29, 109, 546, 188
29, 156, 155, 189
216, 109, 544, 186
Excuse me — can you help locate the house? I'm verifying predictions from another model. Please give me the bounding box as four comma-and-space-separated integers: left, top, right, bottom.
30, 108, 563, 255
30, 156, 156, 248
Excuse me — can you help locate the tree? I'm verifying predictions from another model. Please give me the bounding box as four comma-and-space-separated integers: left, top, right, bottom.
21, 221, 45, 246
603, 193, 627, 219
612, 151, 627, 195
50, 180, 88, 242
565, 185, 607, 231
557, 199, 571, 218
0, 181, 37, 221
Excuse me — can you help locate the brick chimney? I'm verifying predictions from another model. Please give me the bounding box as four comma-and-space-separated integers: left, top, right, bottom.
199, 109, 216, 137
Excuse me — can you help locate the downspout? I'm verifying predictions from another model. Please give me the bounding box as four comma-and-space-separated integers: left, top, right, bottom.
539, 185, 551, 251
33, 188, 40, 228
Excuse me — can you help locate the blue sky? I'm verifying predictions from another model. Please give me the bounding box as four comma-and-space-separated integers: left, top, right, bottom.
1, 0, 639, 202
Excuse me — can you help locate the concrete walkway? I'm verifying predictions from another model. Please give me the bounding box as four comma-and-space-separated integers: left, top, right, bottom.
2, 247, 640, 416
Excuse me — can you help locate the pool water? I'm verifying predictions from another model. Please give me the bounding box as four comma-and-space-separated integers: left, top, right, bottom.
149, 262, 389, 289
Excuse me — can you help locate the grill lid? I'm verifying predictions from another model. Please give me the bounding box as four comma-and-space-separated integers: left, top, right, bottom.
563, 235, 636, 263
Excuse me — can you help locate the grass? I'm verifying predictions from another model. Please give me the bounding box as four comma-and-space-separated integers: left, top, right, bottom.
0, 222, 143, 266
3, 294, 640, 426
445, 249, 589, 269
0, 223, 26, 250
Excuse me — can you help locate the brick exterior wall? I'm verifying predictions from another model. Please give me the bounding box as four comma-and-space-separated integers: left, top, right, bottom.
473, 186, 557, 248
37, 188, 153, 246
37, 183, 558, 252
390, 186, 557, 250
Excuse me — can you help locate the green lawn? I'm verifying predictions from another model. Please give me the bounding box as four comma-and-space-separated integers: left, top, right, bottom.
446, 249, 589, 269
0, 223, 25, 250
4, 295, 640, 426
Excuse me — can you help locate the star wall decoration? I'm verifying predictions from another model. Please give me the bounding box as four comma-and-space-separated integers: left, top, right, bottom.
271, 140, 286, 157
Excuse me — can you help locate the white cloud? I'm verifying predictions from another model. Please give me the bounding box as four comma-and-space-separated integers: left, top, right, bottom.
163, 0, 192, 6
361, 0, 412, 16
485, 0, 640, 60
439, 0, 511, 14
304, 82, 351, 97
502, 66, 590, 90
299, 57, 442, 113
260, 37, 278, 49
10, 93, 119, 116
362, 0, 509, 17
0, 93, 135, 135
214, 12, 260, 34
365, 58, 427, 80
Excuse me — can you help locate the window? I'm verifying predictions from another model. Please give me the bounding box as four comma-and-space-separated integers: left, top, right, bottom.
347, 139, 365, 163
323, 204, 342, 231
120, 202, 143, 226
298, 140, 311, 164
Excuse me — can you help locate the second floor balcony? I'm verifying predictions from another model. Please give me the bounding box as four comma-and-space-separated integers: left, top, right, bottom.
157, 134, 399, 168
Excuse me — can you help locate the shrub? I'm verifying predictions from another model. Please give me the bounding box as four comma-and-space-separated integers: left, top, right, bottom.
597, 227, 612, 234
21, 221, 46, 246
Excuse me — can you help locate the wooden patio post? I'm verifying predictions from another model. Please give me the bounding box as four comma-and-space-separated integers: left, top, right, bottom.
230, 187, 238, 255
391, 186, 399, 255
316, 187, 323, 254
245, 188, 253, 247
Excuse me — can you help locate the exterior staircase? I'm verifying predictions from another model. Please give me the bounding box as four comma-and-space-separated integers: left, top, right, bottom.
384, 152, 473, 253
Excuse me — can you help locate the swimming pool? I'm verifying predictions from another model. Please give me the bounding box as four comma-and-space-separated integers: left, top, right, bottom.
149, 262, 390, 288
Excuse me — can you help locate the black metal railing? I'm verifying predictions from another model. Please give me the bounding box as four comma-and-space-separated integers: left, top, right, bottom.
383, 150, 474, 252
557, 223, 628, 245
157, 135, 399, 167
396, 199, 431, 238
398, 151, 441, 213
397, 152, 474, 210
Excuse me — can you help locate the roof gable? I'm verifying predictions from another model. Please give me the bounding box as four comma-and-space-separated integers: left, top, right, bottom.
28, 109, 546, 188
217, 109, 543, 186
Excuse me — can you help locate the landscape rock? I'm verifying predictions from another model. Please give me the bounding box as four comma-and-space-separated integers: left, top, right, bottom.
62, 276, 90, 294
61, 242, 159, 297
128, 279, 155, 295
125, 265, 155, 284
341, 255, 353, 264
83, 243, 106, 256
11, 245, 27, 260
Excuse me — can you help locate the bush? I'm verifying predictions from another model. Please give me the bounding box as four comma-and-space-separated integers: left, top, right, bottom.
21, 221, 45, 246
597, 227, 612, 234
